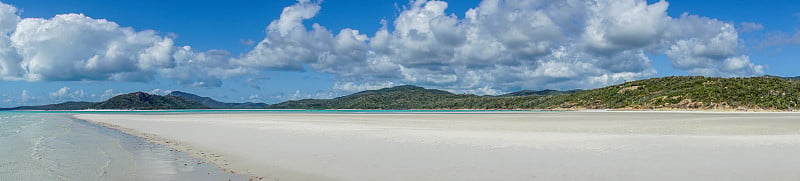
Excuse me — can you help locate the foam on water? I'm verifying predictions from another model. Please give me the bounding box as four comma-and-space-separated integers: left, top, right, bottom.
0, 112, 244, 181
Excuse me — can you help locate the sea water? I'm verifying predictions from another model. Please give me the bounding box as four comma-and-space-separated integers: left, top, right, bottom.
0, 112, 244, 181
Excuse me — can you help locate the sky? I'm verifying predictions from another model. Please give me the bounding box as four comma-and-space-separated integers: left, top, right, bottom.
0, 0, 799, 107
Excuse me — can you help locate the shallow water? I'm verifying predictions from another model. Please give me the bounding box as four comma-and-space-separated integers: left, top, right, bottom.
0, 112, 244, 181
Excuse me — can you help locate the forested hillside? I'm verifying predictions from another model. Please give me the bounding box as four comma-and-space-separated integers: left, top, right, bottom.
5, 76, 798, 111
270, 76, 800, 111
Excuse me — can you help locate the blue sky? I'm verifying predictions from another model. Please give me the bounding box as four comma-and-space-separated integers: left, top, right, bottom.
0, 0, 798, 107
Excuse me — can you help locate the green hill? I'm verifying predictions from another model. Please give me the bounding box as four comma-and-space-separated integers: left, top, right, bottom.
166, 91, 268, 109
92, 92, 208, 110
3, 76, 798, 111
268, 85, 565, 109
2, 92, 209, 110
7, 101, 97, 110
535, 76, 800, 110
268, 85, 475, 109
269, 76, 800, 111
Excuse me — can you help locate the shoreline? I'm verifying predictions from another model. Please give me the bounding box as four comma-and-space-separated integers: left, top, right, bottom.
0, 112, 246, 180
74, 116, 266, 180
70, 117, 249, 181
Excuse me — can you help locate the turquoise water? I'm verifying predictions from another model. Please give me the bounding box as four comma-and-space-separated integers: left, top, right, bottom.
0, 112, 243, 181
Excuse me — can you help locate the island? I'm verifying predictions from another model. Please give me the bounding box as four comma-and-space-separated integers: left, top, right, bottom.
7, 76, 796, 111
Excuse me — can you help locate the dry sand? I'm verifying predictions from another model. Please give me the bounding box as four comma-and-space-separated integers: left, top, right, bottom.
74, 112, 800, 181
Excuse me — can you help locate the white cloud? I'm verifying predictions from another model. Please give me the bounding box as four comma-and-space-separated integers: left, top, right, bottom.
235, 1, 330, 70
0, 0, 768, 94
50, 87, 69, 98
9, 14, 174, 81
582, 0, 669, 52
663, 21, 763, 76
245, 94, 264, 103
0, 2, 244, 86
100, 89, 122, 99
333, 81, 396, 92
0, 2, 21, 81
238, 0, 760, 93
49, 87, 86, 101
162, 47, 250, 87
272, 89, 339, 101
149, 89, 172, 95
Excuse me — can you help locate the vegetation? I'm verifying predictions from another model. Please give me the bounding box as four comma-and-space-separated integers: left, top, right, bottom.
2, 92, 209, 110
167, 91, 268, 109
269, 76, 800, 111
6, 101, 97, 110
267, 85, 563, 109
91, 92, 208, 110
496, 89, 582, 97
535, 76, 800, 110
3, 76, 799, 111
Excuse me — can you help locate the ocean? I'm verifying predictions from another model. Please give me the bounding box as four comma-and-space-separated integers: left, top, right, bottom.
0, 112, 243, 181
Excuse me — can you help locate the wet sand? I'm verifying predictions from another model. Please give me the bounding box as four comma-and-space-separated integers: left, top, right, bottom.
0, 113, 244, 181
74, 112, 800, 181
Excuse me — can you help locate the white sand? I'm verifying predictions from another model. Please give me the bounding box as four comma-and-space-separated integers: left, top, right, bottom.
74, 112, 800, 181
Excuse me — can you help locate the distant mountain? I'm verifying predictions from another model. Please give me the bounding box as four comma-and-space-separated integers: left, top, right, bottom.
4, 101, 96, 110
531, 76, 800, 110
92, 92, 208, 110
269, 76, 800, 111
496, 89, 582, 97
167, 91, 268, 109
2, 91, 268, 110
267, 85, 472, 109
4, 76, 799, 111
2, 92, 209, 110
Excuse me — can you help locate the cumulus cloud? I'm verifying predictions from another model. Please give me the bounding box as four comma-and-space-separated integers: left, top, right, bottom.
333, 81, 396, 92
239, 0, 761, 92
0, 0, 767, 94
280, 90, 338, 100
100, 89, 122, 99
245, 94, 264, 103
0, 2, 243, 86
163, 47, 250, 87
5, 13, 173, 81
49, 87, 86, 101
148, 89, 173, 95
235, 1, 329, 70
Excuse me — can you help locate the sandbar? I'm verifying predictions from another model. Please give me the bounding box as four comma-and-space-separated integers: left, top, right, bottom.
74, 112, 800, 180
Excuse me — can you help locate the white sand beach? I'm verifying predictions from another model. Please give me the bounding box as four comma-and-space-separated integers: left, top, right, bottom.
74, 112, 800, 181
